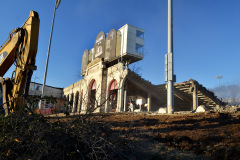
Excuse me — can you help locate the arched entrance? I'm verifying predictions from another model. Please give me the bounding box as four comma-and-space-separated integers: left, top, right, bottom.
70, 93, 73, 112
88, 79, 96, 112
109, 80, 118, 112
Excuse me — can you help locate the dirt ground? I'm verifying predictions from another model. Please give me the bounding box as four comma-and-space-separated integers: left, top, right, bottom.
48, 110, 240, 160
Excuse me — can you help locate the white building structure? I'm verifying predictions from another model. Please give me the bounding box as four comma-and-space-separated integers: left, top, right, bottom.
64, 24, 145, 113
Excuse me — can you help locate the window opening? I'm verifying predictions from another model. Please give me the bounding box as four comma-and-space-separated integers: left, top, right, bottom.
136, 43, 144, 54
136, 30, 144, 39
110, 80, 118, 90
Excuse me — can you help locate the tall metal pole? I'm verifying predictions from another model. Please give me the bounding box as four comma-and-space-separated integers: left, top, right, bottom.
40, 0, 61, 109
167, 0, 174, 114
215, 75, 223, 88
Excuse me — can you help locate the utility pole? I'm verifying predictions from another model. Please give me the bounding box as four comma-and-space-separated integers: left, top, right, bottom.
165, 0, 175, 114
40, 0, 61, 109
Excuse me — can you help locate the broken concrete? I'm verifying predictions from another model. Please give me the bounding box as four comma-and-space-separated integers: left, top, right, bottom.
196, 105, 208, 113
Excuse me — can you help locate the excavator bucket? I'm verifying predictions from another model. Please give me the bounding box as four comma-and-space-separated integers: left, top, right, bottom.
0, 77, 13, 116
0, 83, 3, 115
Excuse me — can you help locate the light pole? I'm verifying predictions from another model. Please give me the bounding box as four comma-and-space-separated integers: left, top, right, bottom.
215, 75, 223, 88
165, 0, 175, 114
40, 0, 61, 109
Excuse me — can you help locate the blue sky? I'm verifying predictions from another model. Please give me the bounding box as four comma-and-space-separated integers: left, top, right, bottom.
1, 0, 240, 90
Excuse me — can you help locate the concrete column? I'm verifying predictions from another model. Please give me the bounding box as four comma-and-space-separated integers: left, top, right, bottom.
81, 93, 87, 113
117, 82, 124, 112
68, 94, 72, 112
192, 84, 198, 110
120, 87, 124, 112
95, 92, 100, 113
72, 94, 76, 113
68, 94, 71, 102
77, 94, 81, 113
123, 85, 127, 112
117, 88, 121, 112
147, 93, 152, 112
105, 82, 109, 113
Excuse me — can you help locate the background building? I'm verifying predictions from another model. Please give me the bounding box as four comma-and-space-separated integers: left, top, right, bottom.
29, 82, 65, 113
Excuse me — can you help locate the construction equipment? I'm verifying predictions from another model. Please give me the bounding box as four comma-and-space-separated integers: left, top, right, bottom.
0, 11, 40, 116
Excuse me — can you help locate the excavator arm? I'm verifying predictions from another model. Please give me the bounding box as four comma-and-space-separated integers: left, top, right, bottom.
0, 11, 40, 115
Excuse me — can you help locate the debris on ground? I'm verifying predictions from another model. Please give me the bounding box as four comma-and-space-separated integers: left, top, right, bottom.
1, 110, 240, 160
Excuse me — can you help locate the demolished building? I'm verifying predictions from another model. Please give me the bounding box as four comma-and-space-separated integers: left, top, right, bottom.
28, 82, 65, 113
64, 24, 224, 113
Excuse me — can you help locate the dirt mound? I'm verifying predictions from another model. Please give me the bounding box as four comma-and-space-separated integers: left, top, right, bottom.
92, 111, 240, 159
2, 108, 239, 160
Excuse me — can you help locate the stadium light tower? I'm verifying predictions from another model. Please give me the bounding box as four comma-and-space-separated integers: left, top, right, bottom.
215, 75, 223, 87
165, 0, 175, 114
40, 0, 61, 109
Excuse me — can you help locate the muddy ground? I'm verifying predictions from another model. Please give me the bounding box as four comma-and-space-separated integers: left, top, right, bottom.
48, 111, 240, 160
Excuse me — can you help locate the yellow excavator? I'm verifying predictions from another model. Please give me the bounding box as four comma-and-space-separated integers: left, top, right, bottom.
0, 11, 40, 116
